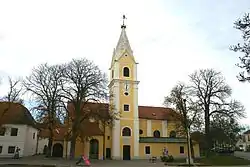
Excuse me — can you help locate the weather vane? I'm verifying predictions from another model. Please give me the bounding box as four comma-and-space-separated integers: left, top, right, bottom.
121, 14, 127, 29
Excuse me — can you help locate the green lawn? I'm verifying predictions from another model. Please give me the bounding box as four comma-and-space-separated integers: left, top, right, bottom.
194, 155, 250, 166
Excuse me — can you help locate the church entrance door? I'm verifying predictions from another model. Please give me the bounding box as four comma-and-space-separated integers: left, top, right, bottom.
123, 145, 131, 160
89, 139, 99, 159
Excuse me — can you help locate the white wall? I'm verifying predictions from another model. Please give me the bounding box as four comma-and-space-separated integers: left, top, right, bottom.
37, 138, 49, 154
23, 126, 38, 156
0, 124, 26, 157
0, 124, 38, 157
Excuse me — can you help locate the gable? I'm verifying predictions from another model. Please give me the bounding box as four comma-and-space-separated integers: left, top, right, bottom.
0, 102, 37, 128
116, 51, 136, 64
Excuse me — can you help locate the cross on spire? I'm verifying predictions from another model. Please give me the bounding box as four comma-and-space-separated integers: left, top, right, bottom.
121, 15, 127, 29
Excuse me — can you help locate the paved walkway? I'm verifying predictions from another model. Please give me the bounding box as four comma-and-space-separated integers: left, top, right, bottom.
1, 156, 250, 167
235, 151, 250, 160
0, 157, 166, 167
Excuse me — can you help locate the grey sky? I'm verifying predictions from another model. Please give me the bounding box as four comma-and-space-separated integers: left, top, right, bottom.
0, 0, 250, 124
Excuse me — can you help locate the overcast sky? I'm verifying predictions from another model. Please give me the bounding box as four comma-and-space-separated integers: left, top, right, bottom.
0, 0, 250, 125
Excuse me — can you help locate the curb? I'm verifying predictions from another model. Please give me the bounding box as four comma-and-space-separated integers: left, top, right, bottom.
0, 164, 56, 167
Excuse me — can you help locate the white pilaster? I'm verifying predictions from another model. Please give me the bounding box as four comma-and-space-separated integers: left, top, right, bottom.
63, 141, 71, 158
133, 63, 137, 81
114, 62, 119, 79
162, 120, 167, 137
165, 120, 168, 137
133, 83, 139, 159
112, 81, 120, 159
147, 120, 152, 136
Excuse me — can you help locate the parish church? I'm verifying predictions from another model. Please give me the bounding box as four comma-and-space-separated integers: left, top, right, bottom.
65, 16, 200, 160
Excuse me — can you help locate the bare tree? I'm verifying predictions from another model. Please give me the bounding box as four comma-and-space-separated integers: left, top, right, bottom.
189, 69, 245, 155
60, 58, 108, 158
1, 76, 24, 103
230, 13, 250, 82
0, 76, 24, 127
164, 82, 202, 160
23, 63, 64, 157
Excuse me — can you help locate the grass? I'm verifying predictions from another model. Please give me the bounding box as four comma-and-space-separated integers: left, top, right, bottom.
194, 155, 250, 166
165, 155, 250, 166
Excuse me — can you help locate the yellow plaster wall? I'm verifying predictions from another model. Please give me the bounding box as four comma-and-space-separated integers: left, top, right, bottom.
118, 52, 135, 81
67, 119, 200, 159
103, 126, 112, 158
139, 119, 147, 137
151, 120, 162, 135
139, 143, 166, 158
167, 121, 184, 137
139, 142, 200, 158
104, 126, 112, 148
119, 85, 134, 118
120, 120, 134, 157
73, 135, 104, 159
193, 143, 200, 157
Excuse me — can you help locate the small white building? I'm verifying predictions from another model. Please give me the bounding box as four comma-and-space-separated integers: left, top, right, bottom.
0, 102, 38, 158
236, 130, 250, 152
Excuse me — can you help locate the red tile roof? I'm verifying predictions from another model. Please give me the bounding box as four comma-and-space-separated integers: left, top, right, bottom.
0, 102, 37, 128
38, 121, 104, 141
67, 102, 177, 121
138, 105, 178, 120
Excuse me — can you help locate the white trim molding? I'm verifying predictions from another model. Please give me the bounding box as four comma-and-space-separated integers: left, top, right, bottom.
162, 120, 167, 137
147, 120, 152, 137
133, 63, 137, 81
121, 126, 133, 136
144, 145, 151, 155
133, 77, 139, 159
114, 62, 119, 79
111, 81, 120, 159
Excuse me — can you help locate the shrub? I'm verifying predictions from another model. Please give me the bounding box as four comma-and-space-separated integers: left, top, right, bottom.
235, 147, 242, 151
160, 155, 174, 162
246, 145, 250, 152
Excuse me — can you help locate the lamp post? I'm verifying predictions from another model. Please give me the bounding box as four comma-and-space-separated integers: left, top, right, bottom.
183, 99, 192, 167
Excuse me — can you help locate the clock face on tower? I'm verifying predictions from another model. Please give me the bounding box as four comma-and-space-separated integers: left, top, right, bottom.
124, 81, 129, 91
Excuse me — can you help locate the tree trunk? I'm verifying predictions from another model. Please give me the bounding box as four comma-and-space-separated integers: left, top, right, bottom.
65, 137, 68, 159
205, 109, 211, 157
70, 113, 80, 159
190, 139, 195, 159
47, 127, 53, 157
70, 132, 77, 159
47, 137, 53, 157
103, 124, 106, 160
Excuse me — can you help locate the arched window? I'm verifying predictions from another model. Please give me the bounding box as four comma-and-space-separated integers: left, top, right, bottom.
123, 67, 130, 77
169, 131, 176, 138
153, 130, 160, 138
122, 127, 131, 136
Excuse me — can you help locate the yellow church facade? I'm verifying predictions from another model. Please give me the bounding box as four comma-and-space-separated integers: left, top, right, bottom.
62, 19, 200, 160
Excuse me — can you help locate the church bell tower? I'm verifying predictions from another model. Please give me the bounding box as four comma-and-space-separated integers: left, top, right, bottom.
108, 15, 140, 160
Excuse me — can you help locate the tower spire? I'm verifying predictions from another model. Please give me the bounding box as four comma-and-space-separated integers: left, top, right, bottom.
121, 15, 127, 29
115, 15, 132, 55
